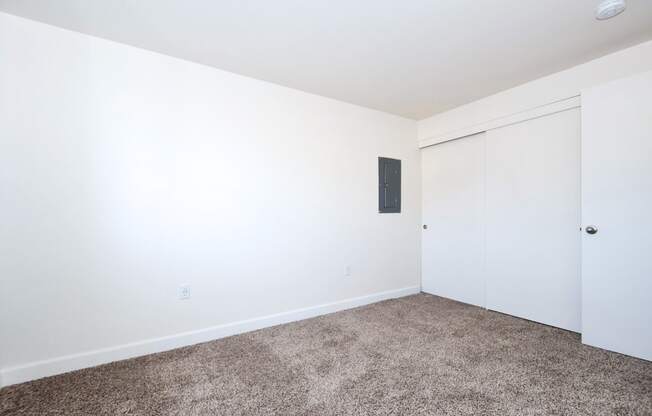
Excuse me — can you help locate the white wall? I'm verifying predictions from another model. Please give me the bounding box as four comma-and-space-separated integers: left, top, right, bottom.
418, 40, 652, 145
0, 13, 421, 386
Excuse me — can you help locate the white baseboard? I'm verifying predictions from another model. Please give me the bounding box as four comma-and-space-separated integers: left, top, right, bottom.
0, 286, 419, 388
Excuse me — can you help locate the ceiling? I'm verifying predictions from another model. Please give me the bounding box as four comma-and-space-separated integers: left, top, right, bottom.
1, 0, 651, 119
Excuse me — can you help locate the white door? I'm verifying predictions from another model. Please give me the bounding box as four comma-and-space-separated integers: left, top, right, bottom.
421, 133, 485, 307
581, 71, 652, 361
485, 108, 581, 332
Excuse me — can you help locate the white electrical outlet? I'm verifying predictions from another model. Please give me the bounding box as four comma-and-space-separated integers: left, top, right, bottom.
345, 266, 351, 277
179, 284, 191, 300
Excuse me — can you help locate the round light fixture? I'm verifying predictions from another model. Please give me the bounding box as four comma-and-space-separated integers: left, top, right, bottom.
596, 0, 626, 20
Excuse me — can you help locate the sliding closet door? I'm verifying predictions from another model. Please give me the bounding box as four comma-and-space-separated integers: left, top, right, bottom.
581, 71, 652, 360
422, 133, 485, 307
485, 109, 581, 332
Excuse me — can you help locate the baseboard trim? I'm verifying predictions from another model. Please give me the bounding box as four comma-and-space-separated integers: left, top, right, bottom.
0, 286, 420, 388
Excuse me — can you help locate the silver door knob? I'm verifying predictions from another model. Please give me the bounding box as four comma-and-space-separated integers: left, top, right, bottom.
585, 225, 598, 235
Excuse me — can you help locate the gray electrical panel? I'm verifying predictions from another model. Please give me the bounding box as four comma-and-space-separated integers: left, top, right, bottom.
378, 157, 401, 213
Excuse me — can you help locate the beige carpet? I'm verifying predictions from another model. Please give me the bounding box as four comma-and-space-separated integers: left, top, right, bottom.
1, 293, 651, 415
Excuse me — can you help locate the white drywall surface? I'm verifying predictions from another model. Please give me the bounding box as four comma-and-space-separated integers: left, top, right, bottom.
418, 40, 652, 144
0, 13, 421, 385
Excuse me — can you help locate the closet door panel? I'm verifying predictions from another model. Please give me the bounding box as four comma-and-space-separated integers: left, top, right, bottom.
421, 133, 485, 307
581, 71, 652, 360
485, 109, 581, 331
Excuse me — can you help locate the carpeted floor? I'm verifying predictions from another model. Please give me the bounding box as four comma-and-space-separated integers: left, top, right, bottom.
1, 293, 651, 416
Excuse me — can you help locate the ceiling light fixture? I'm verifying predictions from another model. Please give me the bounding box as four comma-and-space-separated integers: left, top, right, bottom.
595, 0, 627, 20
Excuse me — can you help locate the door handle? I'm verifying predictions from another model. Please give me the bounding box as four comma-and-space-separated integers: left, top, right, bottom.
585, 225, 598, 235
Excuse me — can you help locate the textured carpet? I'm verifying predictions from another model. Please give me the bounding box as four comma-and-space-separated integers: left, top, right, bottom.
1, 293, 651, 415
